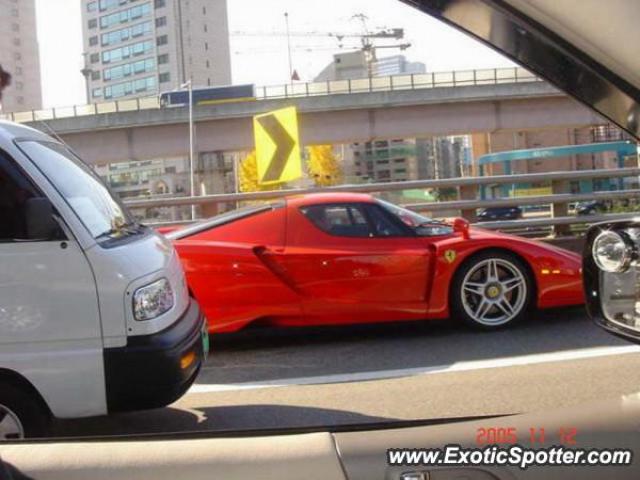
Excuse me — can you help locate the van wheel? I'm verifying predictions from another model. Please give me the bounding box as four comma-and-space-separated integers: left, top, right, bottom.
0, 384, 50, 439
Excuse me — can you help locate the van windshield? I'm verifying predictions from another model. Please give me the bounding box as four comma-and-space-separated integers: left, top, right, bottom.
17, 140, 133, 239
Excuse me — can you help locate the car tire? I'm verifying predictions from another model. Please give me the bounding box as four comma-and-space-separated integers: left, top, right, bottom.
450, 251, 534, 330
0, 383, 50, 440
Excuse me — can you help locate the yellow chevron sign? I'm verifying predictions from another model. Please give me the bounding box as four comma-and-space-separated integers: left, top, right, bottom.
254, 106, 302, 185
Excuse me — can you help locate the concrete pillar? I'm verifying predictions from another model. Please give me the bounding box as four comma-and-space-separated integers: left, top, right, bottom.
551, 179, 570, 237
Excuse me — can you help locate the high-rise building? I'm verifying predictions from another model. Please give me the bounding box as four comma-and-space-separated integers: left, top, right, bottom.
314, 50, 426, 82
0, 0, 42, 113
81, 0, 232, 103
373, 54, 426, 77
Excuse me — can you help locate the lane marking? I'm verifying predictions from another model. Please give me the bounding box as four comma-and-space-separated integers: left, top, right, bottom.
189, 344, 640, 394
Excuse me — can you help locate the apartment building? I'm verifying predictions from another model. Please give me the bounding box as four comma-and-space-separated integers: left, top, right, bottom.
81, 0, 231, 102
0, 0, 42, 112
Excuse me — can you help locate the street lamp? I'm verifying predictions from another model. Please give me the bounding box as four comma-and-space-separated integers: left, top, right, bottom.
181, 79, 195, 220
284, 12, 293, 82
81, 52, 93, 104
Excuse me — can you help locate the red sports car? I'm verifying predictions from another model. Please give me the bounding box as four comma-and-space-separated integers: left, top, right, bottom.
164, 193, 584, 333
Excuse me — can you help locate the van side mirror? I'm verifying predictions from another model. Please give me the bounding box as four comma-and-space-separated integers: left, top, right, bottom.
452, 217, 470, 239
24, 197, 60, 241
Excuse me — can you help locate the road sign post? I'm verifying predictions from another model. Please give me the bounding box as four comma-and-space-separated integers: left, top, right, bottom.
254, 106, 302, 186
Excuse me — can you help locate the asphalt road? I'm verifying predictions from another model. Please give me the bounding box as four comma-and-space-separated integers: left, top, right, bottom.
55, 307, 640, 439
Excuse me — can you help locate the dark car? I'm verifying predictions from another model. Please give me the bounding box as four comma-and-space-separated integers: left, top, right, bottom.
576, 200, 608, 215
477, 206, 523, 222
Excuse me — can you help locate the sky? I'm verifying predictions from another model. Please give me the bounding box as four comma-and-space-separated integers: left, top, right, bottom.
35, 0, 516, 108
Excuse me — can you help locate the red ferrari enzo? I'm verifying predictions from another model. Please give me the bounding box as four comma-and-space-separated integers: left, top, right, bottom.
164, 193, 584, 333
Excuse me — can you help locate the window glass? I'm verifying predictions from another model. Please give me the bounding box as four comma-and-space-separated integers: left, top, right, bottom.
301, 204, 373, 237
104, 58, 155, 81
0, 152, 42, 242
17, 141, 132, 239
101, 21, 152, 46
104, 76, 156, 98
99, 2, 151, 29
364, 204, 408, 237
102, 40, 153, 63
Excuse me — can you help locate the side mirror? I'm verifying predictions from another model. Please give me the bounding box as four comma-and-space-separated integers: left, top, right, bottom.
583, 221, 640, 344
452, 217, 470, 240
24, 197, 60, 241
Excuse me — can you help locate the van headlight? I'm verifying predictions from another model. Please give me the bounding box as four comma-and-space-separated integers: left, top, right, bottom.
592, 231, 633, 273
133, 278, 174, 321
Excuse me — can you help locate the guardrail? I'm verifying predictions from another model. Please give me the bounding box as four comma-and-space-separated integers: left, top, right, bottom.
473, 212, 640, 231
0, 67, 542, 124
255, 66, 541, 99
405, 188, 640, 212
125, 167, 640, 209
126, 166, 640, 236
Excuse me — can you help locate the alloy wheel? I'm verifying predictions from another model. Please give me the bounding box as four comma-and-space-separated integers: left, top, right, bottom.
460, 258, 527, 326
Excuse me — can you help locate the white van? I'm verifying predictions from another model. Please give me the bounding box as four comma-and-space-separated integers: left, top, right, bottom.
0, 121, 208, 439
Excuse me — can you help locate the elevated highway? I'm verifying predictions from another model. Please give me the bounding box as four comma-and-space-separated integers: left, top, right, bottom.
23, 80, 601, 166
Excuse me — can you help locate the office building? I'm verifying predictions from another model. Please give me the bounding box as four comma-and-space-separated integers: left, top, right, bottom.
0, 0, 42, 112
373, 54, 426, 76
314, 50, 426, 82
81, 0, 232, 102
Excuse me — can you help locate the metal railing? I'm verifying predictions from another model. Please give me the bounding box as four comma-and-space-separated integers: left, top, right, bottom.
126, 167, 640, 235
255, 66, 541, 99
0, 67, 543, 124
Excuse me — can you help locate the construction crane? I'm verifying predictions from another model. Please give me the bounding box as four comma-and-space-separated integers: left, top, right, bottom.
231, 14, 412, 78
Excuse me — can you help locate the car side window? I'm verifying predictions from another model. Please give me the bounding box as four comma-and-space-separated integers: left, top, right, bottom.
363, 204, 409, 237
0, 151, 43, 242
300, 204, 373, 237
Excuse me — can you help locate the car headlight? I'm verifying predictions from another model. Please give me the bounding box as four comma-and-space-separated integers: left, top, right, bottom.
592, 230, 633, 273
133, 278, 174, 321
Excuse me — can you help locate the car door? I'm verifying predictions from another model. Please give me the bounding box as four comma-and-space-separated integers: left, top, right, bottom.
283, 202, 432, 323
0, 150, 104, 418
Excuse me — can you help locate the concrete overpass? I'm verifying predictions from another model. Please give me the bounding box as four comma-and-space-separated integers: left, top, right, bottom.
27, 81, 603, 166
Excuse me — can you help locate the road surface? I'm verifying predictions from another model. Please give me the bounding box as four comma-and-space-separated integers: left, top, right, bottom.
55, 307, 640, 438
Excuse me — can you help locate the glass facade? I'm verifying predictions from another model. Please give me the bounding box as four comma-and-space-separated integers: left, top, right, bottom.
104, 58, 155, 81
102, 39, 153, 63
101, 21, 152, 46
98, 0, 136, 12
104, 76, 156, 98
99, 2, 151, 29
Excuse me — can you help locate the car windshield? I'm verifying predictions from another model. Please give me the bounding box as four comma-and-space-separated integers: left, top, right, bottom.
2, 0, 638, 465
376, 198, 435, 227
17, 140, 133, 239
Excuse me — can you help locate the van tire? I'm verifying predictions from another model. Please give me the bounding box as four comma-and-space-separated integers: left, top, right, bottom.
0, 383, 50, 439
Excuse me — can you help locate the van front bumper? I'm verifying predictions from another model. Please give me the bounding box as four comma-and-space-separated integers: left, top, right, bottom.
104, 298, 208, 412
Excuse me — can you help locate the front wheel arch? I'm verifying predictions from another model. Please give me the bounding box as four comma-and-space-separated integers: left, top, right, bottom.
0, 369, 52, 438
448, 248, 537, 329
452, 247, 538, 302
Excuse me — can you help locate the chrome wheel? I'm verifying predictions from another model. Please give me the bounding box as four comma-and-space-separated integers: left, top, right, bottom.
461, 258, 527, 326
0, 404, 24, 440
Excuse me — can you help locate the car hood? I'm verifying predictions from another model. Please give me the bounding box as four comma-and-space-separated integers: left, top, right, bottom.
441, 225, 581, 260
